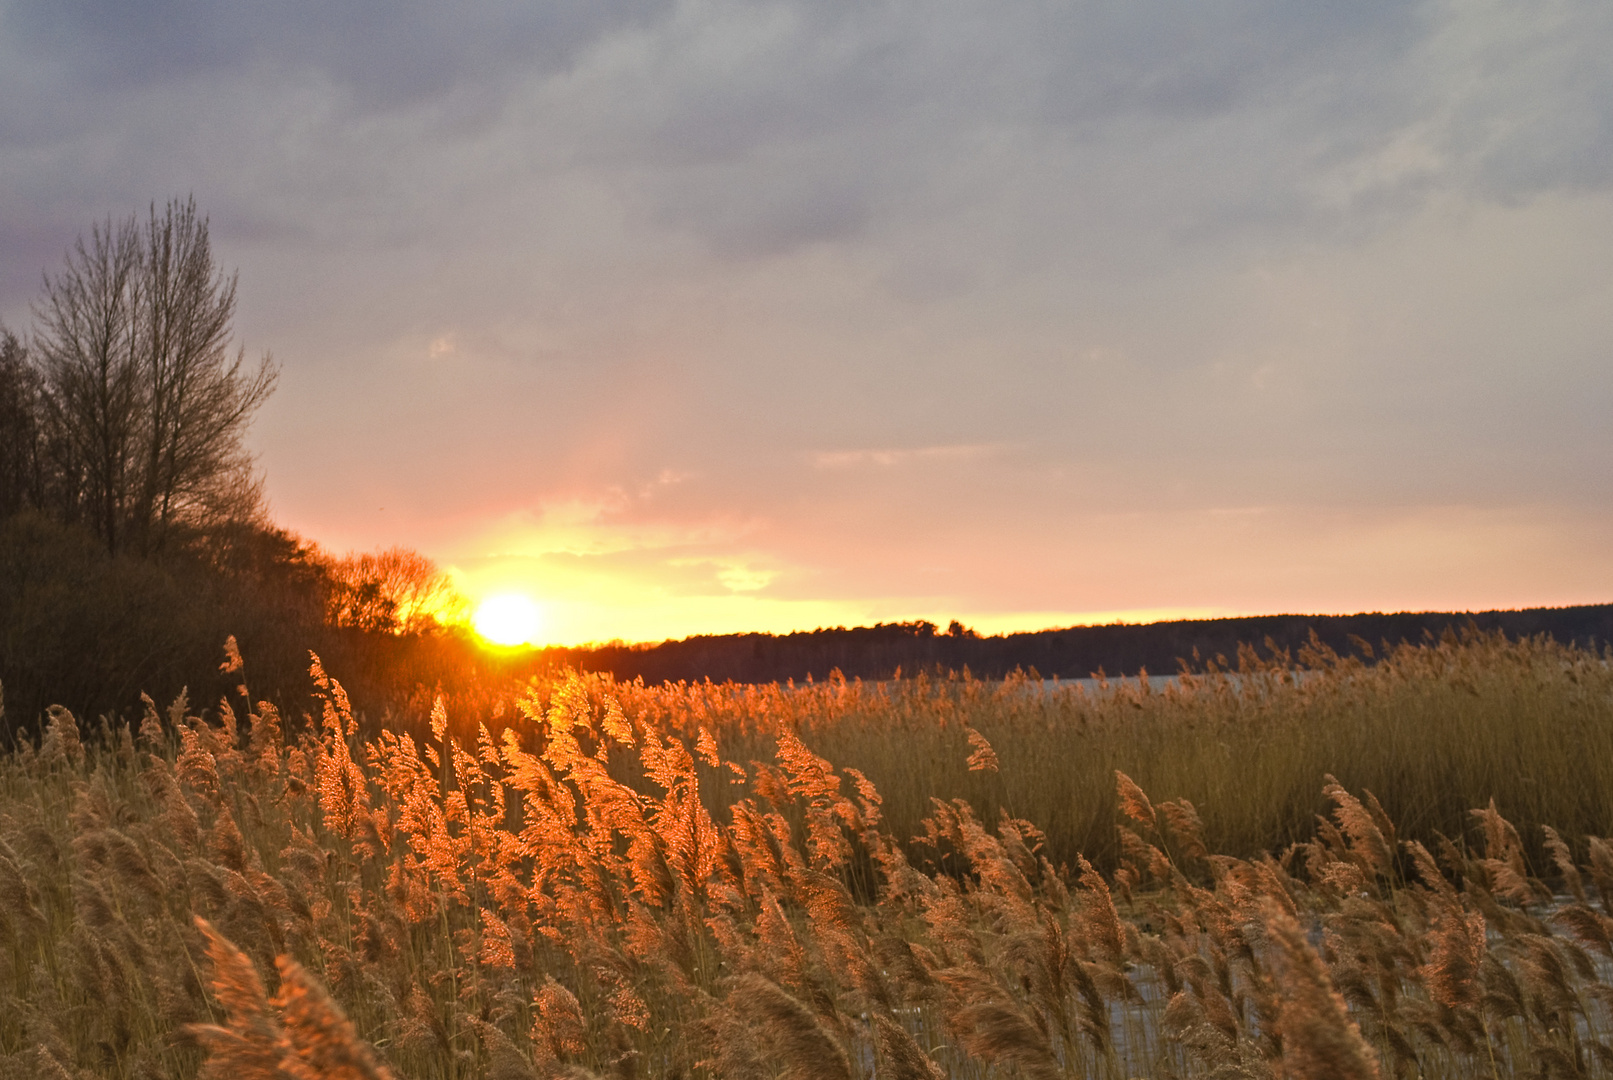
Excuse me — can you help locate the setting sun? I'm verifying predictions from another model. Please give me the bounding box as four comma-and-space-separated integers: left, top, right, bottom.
472, 592, 542, 646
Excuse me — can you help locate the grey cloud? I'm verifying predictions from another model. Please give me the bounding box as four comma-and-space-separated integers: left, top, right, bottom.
1018, 0, 1420, 123
604, 0, 1424, 157
2, 0, 667, 107
4, 0, 1613, 564
571, 0, 1612, 260
8, 0, 1609, 279
647, 159, 873, 256
1439, 5, 1613, 199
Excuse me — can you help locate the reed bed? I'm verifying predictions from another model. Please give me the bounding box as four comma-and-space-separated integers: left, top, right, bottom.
595, 629, 1613, 872
1, 630, 1612, 1078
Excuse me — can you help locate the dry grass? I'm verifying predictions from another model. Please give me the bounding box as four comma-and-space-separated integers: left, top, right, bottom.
589, 628, 1613, 875
2, 629, 1613, 1078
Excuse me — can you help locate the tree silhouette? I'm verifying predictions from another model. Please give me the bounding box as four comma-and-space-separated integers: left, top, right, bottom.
325, 547, 463, 634
0, 329, 46, 518
28, 198, 277, 554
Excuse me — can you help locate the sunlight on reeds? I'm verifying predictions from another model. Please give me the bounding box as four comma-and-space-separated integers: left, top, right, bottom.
2, 629, 1613, 1077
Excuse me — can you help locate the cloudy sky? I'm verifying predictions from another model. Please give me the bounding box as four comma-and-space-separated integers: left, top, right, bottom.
4, 0, 1612, 644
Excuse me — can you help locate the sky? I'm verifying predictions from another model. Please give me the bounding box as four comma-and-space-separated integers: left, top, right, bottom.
4, 0, 1613, 646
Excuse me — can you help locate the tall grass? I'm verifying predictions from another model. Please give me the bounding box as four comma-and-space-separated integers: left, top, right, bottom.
1, 629, 1612, 1078
595, 628, 1613, 873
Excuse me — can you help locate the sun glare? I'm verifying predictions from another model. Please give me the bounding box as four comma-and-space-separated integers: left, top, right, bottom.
473, 593, 542, 647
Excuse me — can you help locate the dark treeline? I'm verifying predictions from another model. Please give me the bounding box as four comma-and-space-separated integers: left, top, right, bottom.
535, 604, 1613, 684
0, 200, 486, 740
0, 507, 490, 739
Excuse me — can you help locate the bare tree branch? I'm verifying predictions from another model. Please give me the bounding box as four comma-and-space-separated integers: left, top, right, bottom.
27, 198, 279, 554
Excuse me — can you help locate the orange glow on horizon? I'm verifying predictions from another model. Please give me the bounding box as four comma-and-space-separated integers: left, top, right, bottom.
455, 585, 1228, 648
431, 499, 1613, 648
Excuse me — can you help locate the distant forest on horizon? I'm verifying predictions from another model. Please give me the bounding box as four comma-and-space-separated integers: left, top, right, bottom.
539, 602, 1613, 686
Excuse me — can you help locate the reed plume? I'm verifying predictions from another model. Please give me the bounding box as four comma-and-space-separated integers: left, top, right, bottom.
190, 918, 395, 1080
39, 706, 83, 768
872, 1012, 946, 1080
1263, 902, 1381, 1080
963, 727, 999, 773
726, 972, 852, 1080
1115, 769, 1156, 831
1322, 775, 1394, 883
947, 996, 1063, 1080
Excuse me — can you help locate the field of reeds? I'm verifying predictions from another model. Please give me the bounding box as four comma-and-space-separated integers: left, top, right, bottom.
5, 629, 1613, 1078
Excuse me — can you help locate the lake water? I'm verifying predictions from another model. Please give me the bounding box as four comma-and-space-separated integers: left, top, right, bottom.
1040, 674, 1179, 694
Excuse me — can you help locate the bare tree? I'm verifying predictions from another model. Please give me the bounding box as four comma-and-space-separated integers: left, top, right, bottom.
131, 198, 277, 551
31, 216, 144, 552
29, 199, 277, 554
325, 547, 465, 634
0, 327, 46, 518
